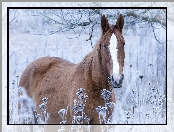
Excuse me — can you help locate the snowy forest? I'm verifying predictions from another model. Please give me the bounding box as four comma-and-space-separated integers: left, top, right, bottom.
8, 8, 166, 127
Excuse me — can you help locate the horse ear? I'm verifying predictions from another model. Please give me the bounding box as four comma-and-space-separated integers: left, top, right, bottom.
116, 14, 124, 34
101, 15, 109, 34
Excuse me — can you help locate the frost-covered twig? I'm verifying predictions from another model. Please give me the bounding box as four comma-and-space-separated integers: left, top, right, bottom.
72, 88, 90, 124
58, 108, 67, 124
18, 87, 35, 124
96, 89, 115, 124
36, 97, 50, 124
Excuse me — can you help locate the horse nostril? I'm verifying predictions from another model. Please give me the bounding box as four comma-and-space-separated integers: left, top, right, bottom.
111, 74, 124, 88
120, 74, 124, 81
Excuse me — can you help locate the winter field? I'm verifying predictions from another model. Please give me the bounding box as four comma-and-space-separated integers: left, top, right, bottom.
2, 4, 174, 132
8, 8, 166, 124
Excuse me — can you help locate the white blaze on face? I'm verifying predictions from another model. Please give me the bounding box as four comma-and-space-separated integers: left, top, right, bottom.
109, 34, 119, 76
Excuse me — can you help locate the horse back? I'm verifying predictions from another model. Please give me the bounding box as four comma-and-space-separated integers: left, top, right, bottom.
19, 56, 75, 97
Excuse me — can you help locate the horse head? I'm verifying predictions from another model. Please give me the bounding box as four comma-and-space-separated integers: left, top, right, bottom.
100, 14, 125, 88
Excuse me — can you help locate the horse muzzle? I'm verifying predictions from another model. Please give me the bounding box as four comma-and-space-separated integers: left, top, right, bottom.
111, 74, 124, 88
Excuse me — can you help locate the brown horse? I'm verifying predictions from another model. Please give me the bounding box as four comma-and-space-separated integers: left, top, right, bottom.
19, 14, 125, 124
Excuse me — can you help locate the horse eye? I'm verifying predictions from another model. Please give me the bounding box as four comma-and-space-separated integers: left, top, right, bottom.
123, 42, 125, 48
104, 45, 107, 49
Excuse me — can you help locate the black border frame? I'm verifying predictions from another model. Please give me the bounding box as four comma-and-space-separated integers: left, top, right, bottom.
7, 6, 167, 125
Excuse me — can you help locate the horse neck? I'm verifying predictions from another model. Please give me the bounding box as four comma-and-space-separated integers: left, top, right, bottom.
76, 38, 110, 89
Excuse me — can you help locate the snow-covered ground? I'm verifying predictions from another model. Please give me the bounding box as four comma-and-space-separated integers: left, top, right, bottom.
8, 9, 166, 125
